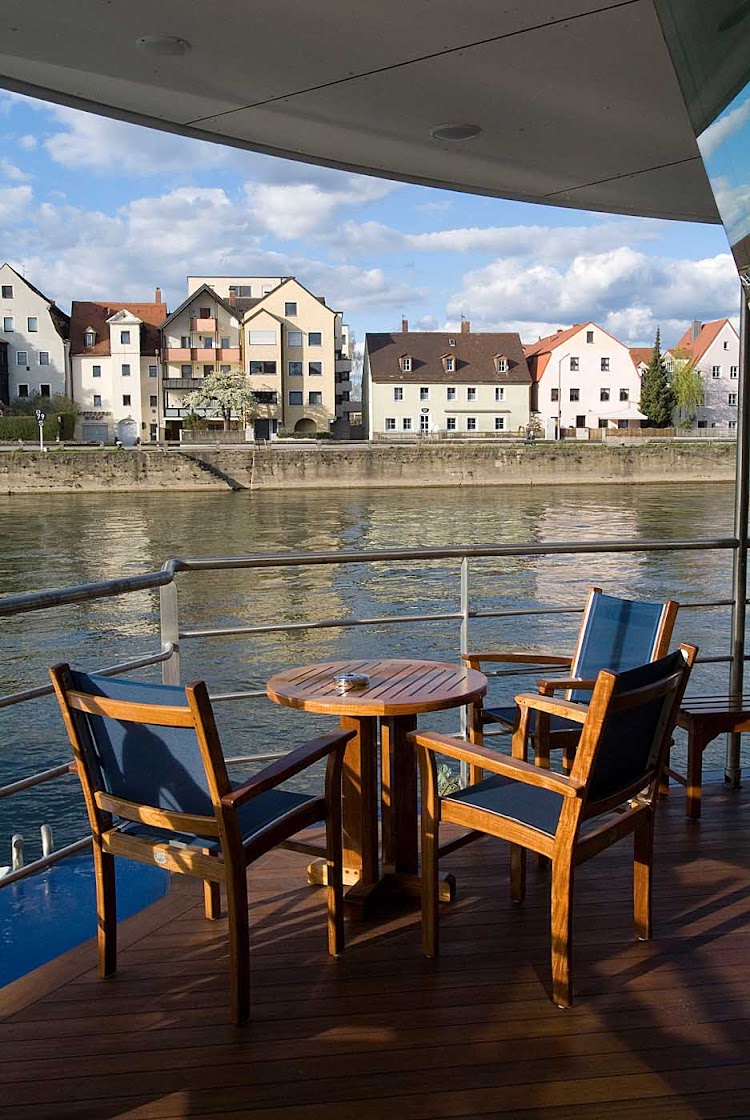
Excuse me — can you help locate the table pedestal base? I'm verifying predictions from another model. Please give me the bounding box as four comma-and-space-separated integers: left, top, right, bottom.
306, 858, 456, 919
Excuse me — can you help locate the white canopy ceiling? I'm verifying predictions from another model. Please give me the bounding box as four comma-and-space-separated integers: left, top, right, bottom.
0, 0, 720, 223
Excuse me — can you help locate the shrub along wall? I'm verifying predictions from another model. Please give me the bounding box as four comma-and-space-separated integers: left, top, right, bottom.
0, 413, 75, 441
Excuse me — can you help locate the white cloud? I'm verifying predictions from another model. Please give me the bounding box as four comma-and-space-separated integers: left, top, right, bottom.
244, 177, 395, 240
0, 158, 31, 182
18, 134, 37, 151
0, 184, 32, 222
699, 95, 750, 159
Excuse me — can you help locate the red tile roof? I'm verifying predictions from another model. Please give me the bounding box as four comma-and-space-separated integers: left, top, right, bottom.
629, 347, 653, 369
672, 319, 731, 362
70, 301, 167, 356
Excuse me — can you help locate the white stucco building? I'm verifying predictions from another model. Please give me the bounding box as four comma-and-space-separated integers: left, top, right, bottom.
0, 263, 69, 405
669, 319, 740, 431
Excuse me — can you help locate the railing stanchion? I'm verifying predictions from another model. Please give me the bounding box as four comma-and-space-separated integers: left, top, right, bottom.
159, 577, 181, 685
460, 556, 470, 786
728, 282, 750, 788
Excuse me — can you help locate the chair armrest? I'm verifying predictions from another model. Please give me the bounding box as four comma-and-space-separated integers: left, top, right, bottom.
514, 691, 590, 724
408, 729, 584, 797
537, 676, 597, 697
462, 651, 574, 669
221, 730, 355, 809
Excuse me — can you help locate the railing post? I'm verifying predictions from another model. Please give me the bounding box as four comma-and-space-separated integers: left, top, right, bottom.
460, 556, 470, 784
159, 578, 181, 685
728, 283, 750, 787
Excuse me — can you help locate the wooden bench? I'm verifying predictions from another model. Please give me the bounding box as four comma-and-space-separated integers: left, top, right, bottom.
671, 694, 750, 818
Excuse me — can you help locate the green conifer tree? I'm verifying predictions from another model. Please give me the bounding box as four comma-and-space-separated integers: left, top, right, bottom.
640, 328, 676, 428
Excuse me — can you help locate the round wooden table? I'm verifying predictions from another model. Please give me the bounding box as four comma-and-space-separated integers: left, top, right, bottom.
266, 658, 487, 915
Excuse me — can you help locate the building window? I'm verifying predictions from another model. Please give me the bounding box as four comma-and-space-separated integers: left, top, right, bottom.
724, 341, 729, 350
730, 365, 739, 378
180, 364, 192, 376
220, 365, 230, 374
150, 395, 158, 407
308, 391, 323, 405
576, 414, 586, 427
466, 417, 477, 431
249, 330, 276, 345
197, 307, 210, 319
288, 391, 303, 405
121, 364, 131, 376
697, 420, 708, 428
600, 388, 610, 401
420, 387, 429, 400
1, 285, 12, 298
385, 417, 396, 431
620, 388, 629, 401
729, 420, 738, 429
220, 336, 230, 349
586, 330, 594, 343
550, 387, 559, 402
120, 330, 130, 344
39, 384, 50, 397
496, 357, 508, 373
712, 365, 721, 378
308, 332, 322, 346
203, 365, 214, 376
92, 365, 101, 378
288, 361, 303, 376
85, 329, 96, 347
446, 417, 456, 431
16, 351, 28, 365
229, 284, 252, 297
570, 387, 580, 401
27, 316, 38, 332
253, 390, 277, 405
122, 394, 131, 406
180, 335, 190, 348
495, 417, 505, 431
3, 317, 13, 331
402, 417, 412, 430
570, 356, 579, 371
599, 419, 608, 428
17, 383, 29, 397
39, 351, 49, 365
495, 386, 505, 402
446, 386, 456, 401
600, 357, 610, 371
284, 302, 298, 316
250, 361, 277, 374
202, 337, 214, 348
309, 362, 322, 376
394, 386, 403, 401
400, 356, 412, 372
148, 365, 157, 378
93, 394, 101, 407
467, 387, 477, 401
729, 392, 738, 406
287, 330, 303, 347
445, 356, 455, 372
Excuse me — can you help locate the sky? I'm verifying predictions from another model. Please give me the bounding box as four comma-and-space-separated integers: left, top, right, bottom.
0, 89, 741, 371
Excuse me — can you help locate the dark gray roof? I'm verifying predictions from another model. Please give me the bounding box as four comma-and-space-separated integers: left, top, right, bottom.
365, 331, 530, 384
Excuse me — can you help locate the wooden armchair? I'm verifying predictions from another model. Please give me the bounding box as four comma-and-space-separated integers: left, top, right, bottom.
462, 587, 678, 773
412, 644, 696, 1008
49, 664, 354, 1026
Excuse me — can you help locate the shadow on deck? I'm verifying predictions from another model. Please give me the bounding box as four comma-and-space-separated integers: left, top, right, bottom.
1, 783, 749, 1119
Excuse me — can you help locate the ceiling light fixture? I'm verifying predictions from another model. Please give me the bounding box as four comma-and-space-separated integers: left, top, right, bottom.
136, 35, 192, 57
430, 123, 482, 142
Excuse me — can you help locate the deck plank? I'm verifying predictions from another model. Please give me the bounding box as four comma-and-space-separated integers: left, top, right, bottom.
1, 783, 749, 1119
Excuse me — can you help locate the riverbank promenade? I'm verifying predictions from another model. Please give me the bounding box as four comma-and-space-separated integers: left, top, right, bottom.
2, 780, 748, 1119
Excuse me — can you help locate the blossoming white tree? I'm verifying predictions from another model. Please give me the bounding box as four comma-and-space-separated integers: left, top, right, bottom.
183, 369, 258, 432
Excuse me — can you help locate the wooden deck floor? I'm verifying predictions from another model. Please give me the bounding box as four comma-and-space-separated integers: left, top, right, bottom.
2, 782, 750, 1120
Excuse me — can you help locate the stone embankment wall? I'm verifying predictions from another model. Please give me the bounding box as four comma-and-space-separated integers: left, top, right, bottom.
0, 441, 736, 494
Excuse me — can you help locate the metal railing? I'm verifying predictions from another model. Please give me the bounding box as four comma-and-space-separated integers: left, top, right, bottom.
0, 534, 742, 885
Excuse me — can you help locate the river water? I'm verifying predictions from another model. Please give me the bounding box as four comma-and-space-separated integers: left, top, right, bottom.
0, 481, 742, 857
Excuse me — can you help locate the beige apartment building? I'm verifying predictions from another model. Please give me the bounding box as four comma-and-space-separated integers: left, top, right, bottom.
189, 275, 353, 437
363, 321, 531, 438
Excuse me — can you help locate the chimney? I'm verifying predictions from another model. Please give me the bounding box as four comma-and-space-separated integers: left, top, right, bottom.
155, 287, 162, 304
692, 320, 702, 341
401, 318, 409, 333
461, 319, 470, 334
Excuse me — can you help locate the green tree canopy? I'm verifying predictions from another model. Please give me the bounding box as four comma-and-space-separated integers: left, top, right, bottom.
640, 328, 676, 428
672, 348, 704, 430
182, 369, 258, 431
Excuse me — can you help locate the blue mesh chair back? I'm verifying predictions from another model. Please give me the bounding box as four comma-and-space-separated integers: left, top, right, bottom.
570, 592, 667, 705
586, 648, 687, 804
68, 670, 219, 821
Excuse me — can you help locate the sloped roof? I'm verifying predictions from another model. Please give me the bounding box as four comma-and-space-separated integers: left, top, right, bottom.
629, 347, 653, 369
1, 262, 70, 340
366, 331, 530, 384
672, 319, 734, 362
70, 300, 167, 356
161, 283, 238, 328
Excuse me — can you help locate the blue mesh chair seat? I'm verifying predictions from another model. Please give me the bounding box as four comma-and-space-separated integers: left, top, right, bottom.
50, 664, 354, 1026
412, 645, 696, 1009
463, 587, 679, 770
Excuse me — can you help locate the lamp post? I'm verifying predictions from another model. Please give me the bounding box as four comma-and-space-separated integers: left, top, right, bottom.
34, 409, 45, 452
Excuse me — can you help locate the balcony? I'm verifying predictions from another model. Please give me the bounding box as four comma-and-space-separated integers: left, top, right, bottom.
216, 348, 241, 361
163, 377, 206, 389
190, 317, 216, 331
162, 348, 191, 361
192, 348, 216, 361
336, 358, 352, 375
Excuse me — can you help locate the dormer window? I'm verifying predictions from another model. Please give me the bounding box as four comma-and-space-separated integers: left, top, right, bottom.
448, 337, 456, 346
441, 353, 455, 373
400, 355, 412, 373
494, 355, 509, 374
84, 327, 96, 347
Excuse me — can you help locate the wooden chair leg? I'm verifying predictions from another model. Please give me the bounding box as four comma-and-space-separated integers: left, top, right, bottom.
686, 730, 704, 820
93, 845, 117, 978
326, 789, 345, 957
550, 855, 574, 1008
225, 865, 250, 1026
421, 794, 440, 959
562, 745, 575, 773
509, 843, 526, 903
633, 812, 654, 941
204, 880, 221, 920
